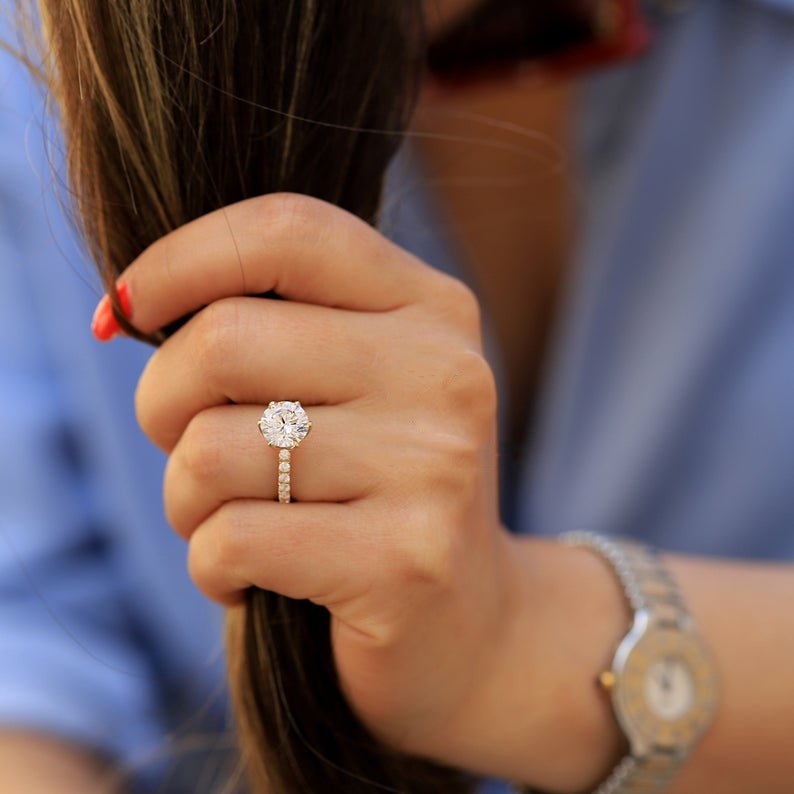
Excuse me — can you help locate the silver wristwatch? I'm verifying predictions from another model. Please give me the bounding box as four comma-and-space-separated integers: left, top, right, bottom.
511, 531, 719, 794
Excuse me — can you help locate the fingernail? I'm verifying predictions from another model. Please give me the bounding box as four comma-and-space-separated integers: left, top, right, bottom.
92, 281, 132, 342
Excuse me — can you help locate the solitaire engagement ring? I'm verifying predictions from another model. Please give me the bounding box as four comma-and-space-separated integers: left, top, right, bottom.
257, 401, 312, 503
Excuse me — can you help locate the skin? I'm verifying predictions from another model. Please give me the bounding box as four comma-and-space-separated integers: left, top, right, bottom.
107, 192, 790, 793
8, 157, 794, 793
9, 3, 794, 791
0, 732, 114, 793
412, 72, 573, 446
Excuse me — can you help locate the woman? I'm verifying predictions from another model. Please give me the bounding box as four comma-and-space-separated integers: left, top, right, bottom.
5, 1, 794, 792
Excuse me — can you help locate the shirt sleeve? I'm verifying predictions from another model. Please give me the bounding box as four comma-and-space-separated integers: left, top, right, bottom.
0, 61, 169, 787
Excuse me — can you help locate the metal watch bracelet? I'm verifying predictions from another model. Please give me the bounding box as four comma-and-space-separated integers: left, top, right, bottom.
508, 531, 701, 794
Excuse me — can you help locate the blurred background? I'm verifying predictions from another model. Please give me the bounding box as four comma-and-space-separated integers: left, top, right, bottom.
1, 1, 793, 792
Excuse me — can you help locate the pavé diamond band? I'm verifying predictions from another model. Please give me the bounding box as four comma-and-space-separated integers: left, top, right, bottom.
257, 400, 312, 503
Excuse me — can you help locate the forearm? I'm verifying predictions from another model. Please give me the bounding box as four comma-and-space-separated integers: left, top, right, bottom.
426, 534, 794, 793
662, 552, 794, 793
0, 731, 118, 793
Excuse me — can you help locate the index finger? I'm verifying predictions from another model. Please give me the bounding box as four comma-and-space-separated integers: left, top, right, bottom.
116, 192, 432, 335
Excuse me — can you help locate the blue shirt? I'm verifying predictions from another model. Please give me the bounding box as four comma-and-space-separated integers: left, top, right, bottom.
521, 0, 794, 560
0, 51, 228, 792
1, 2, 793, 792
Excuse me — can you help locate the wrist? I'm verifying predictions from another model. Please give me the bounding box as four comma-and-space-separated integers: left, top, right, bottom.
438, 533, 631, 792
505, 535, 630, 791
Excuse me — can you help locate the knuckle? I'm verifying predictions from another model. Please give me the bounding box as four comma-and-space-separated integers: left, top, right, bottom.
187, 534, 224, 600
134, 356, 158, 441
258, 192, 328, 247
437, 349, 498, 422
463, 350, 499, 422
192, 298, 243, 379
459, 347, 496, 394
135, 353, 175, 450
212, 507, 248, 571
394, 509, 457, 591
162, 456, 189, 538
186, 526, 215, 593
178, 410, 227, 486
252, 193, 338, 295
436, 274, 483, 334
188, 503, 247, 590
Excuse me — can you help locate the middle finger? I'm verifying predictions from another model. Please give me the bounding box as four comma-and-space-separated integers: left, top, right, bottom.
137, 296, 383, 451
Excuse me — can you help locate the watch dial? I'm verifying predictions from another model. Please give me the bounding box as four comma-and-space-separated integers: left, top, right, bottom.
615, 626, 718, 750
643, 656, 695, 720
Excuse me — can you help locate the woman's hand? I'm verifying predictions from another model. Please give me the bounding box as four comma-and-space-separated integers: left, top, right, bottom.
105, 192, 523, 766
95, 192, 794, 794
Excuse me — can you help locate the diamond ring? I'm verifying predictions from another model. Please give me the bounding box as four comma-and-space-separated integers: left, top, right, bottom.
257, 401, 312, 503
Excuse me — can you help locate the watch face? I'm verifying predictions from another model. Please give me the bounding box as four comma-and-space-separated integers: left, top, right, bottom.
613, 622, 718, 752
643, 656, 695, 720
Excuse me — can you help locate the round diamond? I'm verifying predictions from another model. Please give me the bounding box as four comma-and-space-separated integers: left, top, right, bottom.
279, 450, 291, 460
278, 473, 290, 483
279, 462, 291, 473
258, 401, 311, 449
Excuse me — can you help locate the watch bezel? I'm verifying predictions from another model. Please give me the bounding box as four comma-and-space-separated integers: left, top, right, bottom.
610, 609, 719, 758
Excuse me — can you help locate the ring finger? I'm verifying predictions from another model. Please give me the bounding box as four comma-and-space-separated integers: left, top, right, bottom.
164, 403, 386, 540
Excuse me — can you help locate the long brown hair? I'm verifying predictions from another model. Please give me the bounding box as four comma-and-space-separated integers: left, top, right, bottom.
17, 1, 478, 792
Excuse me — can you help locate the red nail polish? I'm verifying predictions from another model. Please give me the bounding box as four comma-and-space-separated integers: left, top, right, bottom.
91, 281, 132, 342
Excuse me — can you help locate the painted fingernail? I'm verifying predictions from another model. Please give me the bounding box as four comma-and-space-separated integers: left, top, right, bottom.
91, 281, 132, 342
